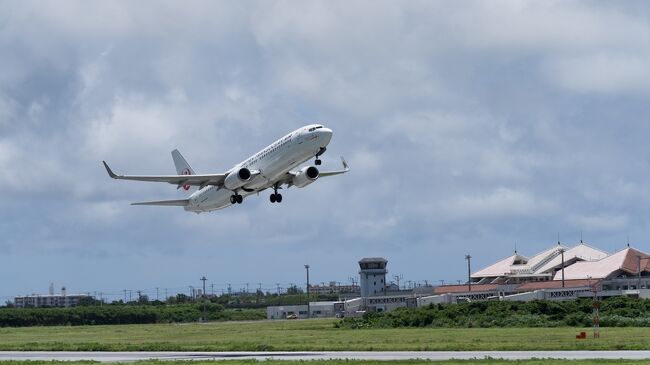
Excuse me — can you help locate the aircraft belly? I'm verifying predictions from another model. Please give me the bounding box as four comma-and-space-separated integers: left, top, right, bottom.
246, 175, 269, 190
193, 188, 233, 211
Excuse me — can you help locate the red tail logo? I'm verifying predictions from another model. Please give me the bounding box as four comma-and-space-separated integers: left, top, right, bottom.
181, 168, 191, 191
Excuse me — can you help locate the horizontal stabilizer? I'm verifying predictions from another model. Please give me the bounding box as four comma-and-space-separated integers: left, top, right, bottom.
131, 199, 190, 207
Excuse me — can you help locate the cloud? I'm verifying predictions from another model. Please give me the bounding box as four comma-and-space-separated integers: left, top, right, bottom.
1, 1, 650, 296
440, 187, 556, 221
568, 213, 630, 232
545, 53, 650, 95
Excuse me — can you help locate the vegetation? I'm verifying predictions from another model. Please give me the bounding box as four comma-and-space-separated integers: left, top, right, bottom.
1, 319, 650, 351
0, 303, 264, 327
0, 289, 340, 327
339, 297, 650, 329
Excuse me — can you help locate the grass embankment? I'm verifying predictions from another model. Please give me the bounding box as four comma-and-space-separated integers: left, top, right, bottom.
1, 361, 650, 365
0, 319, 649, 351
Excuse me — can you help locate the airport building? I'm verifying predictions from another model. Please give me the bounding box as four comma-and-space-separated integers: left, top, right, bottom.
430, 242, 650, 303
268, 243, 650, 319
267, 257, 426, 319
14, 286, 90, 308
308, 282, 360, 295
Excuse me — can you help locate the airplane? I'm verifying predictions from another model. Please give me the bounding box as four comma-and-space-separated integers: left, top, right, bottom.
102, 124, 349, 213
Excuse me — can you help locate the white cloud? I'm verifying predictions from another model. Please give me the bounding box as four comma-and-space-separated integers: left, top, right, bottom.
545, 53, 650, 94
1, 1, 650, 296
440, 187, 556, 221
568, 213, 629, 232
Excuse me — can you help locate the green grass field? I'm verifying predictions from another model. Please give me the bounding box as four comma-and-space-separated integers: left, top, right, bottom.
0, 319, 649, 351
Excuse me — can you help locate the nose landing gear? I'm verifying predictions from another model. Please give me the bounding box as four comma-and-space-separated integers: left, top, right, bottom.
315, 147, 326, 165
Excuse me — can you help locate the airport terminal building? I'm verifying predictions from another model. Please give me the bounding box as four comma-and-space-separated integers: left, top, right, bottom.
267, 242, 650, 319
431, 242, 650, 303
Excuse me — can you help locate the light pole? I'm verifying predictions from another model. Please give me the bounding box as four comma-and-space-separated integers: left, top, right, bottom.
465, 255, 472, 292
304, 264, 310, 318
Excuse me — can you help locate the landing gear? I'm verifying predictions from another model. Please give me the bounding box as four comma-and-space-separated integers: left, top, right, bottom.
315, 147, 326, 165
269, 193, 283, 203
270, 184, 283, 203
230, 193, 243, 204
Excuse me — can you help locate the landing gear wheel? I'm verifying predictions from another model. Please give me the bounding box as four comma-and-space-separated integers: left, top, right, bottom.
276, 193, 283, 203
236, 195, 243, 204
315, 159, 322, 165
270, 194, 276, 203
230, 195, 236, 204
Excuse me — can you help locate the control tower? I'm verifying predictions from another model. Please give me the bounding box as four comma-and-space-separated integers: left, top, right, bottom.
358, 257, 388, 297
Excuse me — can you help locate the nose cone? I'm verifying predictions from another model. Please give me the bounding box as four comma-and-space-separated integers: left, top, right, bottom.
319, 127, 333, 144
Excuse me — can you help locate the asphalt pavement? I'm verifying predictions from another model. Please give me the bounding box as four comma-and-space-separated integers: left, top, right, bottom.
1, 351, 650, 362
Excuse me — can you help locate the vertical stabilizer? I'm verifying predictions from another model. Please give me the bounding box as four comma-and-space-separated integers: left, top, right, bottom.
171, 149, 198, 195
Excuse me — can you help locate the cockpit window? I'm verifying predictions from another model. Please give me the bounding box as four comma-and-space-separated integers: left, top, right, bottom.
308, 126, 323, 132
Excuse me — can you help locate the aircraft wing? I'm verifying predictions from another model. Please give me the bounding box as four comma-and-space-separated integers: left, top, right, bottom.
281, 156, 350, 187
103, 161, 226, 188
319, 156, 350, 177
131, 199, 190, 206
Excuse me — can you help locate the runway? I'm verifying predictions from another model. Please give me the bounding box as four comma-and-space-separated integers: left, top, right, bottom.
2, 351, 650, 362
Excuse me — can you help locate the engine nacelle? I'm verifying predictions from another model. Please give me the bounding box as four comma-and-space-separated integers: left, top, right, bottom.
293, 166, 319, 188
224, 167, 252, 190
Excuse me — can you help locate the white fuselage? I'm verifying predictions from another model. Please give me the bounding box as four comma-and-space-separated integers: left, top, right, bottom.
185, 125, 332, 212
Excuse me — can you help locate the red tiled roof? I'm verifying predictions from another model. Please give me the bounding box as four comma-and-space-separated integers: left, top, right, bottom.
433, 284, 498, 294
555, 247, 650, 280
515, 279, 599, 292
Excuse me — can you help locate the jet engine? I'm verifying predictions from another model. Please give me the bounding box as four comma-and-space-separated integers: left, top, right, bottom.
224, 167, 252, 190
293, 166, 319, 188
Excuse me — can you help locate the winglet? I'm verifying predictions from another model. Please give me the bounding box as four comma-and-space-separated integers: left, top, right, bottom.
102, 161, 117, 178
341, 156, 350, 171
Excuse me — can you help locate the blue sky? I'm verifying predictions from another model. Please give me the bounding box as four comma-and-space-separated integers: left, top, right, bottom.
2, 1, 650, 302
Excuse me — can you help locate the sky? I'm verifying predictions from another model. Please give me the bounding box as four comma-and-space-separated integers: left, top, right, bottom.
2, 1, 650, 302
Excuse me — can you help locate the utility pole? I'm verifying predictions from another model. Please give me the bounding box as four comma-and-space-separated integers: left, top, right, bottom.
128, 290, 132, 302
210, 284, 214, 296
123, 289, 127, 303
201, 276, 207, 297
465, 254, 472, 292
200, 276, 208, 322
136, 290, 142, 302
276, 283, 281, 295
304, 264, 310, 319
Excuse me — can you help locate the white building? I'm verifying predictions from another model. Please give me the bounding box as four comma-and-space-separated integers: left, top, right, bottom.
359, 257, 387, 297
14, 287, 90, 308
